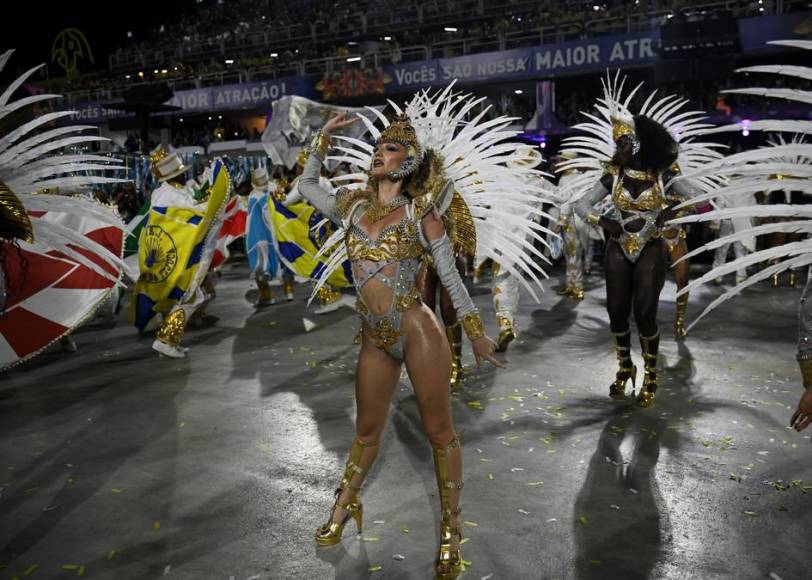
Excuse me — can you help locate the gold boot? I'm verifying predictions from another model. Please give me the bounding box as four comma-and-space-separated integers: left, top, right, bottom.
609, 331, 637, 398
570, 284, 585, 300
446, 322, 464, 391
636, 331, 660, 408
496, 316, 516, 353
283, 279, 295, 301
255, 278, 275, 306
315, 437, 379, 546
557, 284, 572, 296
772, 265, 782, 288
433, 437, 464, 580
674, 293, 689, 339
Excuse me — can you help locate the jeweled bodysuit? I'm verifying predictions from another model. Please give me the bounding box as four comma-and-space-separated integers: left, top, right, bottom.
298, 143, 482, 361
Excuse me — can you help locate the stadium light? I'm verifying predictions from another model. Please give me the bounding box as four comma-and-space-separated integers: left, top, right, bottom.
161, 69, 168, 74
225, 59, 235, 65
125, 75, 131, 79
384, 36, 392, 41
347, 56, 362, 62
444, 27, 457, 32
270, 53, 278, 58
514, 89, 523, 95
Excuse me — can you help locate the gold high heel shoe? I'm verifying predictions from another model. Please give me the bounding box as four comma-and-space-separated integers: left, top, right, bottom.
609, 331, 636, 397
446, 322, 464, 391
433, 437, 464, 580
674, 293, 689, 339
315, 437, 378, 546
314, 497, 363, 546
636, 332, 659, 408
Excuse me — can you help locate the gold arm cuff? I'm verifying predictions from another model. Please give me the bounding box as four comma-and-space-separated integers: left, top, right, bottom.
309, 131, 332, 161
798, 354, 812, 388
462, 312, 485, 340
587, 212, 601, 226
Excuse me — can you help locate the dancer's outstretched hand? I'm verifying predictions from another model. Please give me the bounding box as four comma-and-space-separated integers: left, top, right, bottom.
323, 111, 359, 135
790, 389, 812, 434
472, 335, 505, 368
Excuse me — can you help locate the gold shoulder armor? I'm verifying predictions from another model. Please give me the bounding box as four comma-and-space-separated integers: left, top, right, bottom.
601, 161, 620, 177
335, 187, 372, 220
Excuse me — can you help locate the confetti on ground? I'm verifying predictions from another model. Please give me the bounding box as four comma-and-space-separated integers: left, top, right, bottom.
24, 564, 38, 576
78, 565, 86, 576
510, 467, 524, 472
464, 521, 478, 527
744, 511, 758, 517
111, 488, 125, 493
362, 537, 380, 542
579, 516, 589, 525
610, 504, 621, 510
164, 565, 171, 575
629, 489, 639, 494
487, 473, 494, 480
401, 526, 409, 534
770, 572, 784, 580
481, 574, 494, 580
546, 518, 557, 523
154, 521, 161, 530
518, 509, 530, 515
62, 565, 79, 571
468, 401, 483, 410
393, 554, 405, 561
42, 505, 59, 512
373, 520, 385, 525
303, 318, 317, 332
106, 551, 116, 560
527, 482, 544, 487
479, 458, 493, 463
368, 565, 382, 572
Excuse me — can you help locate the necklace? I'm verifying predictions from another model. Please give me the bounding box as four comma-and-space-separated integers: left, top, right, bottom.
366, 194, 410, 223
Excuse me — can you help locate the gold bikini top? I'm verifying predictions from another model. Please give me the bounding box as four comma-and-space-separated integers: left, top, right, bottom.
612, 167, 667, 213
346, 217, 424, 263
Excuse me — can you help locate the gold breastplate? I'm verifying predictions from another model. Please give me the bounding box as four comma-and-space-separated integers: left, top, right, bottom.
346, 218, 424, 263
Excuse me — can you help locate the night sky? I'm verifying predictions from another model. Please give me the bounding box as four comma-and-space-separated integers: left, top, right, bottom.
3, 1, 200, 79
